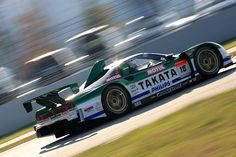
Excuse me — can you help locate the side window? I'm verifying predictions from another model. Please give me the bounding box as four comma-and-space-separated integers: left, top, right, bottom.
127, 58, 162, 72
120, 54, 167, 75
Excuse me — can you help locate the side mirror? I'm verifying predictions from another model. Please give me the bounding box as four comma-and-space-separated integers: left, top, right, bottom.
70, 83, 80, 93
23, 102, 33, 113
121, 67, 130, 76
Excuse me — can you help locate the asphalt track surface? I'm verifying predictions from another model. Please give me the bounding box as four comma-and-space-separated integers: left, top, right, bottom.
2, 59, 236, 157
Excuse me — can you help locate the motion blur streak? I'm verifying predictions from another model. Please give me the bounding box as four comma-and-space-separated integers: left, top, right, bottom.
125, 16, 145, 25
65, 25, 109, 43
64, 55, 90, 66
165, 15, 199, 28
25, 49, 66, 64
114, 35, 141, 47
128, 28, 146, 37
16, 89, 36, 99
10, 78, 41, 92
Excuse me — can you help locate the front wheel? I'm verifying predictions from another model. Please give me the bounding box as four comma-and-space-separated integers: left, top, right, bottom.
102, 85, 131, 118
194, 47, 222, 77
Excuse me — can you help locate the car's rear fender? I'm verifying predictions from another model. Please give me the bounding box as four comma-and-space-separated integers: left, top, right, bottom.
73, 87, 107, 122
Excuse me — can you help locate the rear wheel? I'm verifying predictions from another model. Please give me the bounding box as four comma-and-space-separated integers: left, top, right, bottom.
54, 128, 66, 138
194, 47, 221, 77
102, 85, 131, 118
35, 128, 52, 138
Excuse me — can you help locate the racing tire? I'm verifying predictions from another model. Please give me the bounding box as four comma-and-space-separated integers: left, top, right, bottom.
35, 128, 52, 138
102, 85, 131, 118
54, 129, 66, 138
68, 120, 80, 135
194, 47, 221, 77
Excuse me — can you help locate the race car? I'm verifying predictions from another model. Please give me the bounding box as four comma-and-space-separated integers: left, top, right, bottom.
23, 42, 233, 138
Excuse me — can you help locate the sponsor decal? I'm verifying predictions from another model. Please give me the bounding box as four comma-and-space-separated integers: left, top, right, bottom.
129, 84, 139, 95
134, 83, 183, 105
94, 102, 103, 111
130, 84, 137, 89
175, 60, 187, 67
106, 74, 121, 82
146, 64, 165, 75
138, 68, 178, 90
157, 83, 182, 97
84, 106, 94, 113
83, 102, 103, 114
151, 81, 171, 93
134, 101, 142, 107
175, 60, 191, 77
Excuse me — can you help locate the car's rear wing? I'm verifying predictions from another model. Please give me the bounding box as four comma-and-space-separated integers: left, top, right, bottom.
23, 83, 80, 113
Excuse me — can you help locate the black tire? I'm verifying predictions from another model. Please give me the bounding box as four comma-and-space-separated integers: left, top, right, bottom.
194, 47, 222, 77
68, 120, 80, 135
102, 85, 131, 118
54, 129, 66, 138
53, 121, 67, 138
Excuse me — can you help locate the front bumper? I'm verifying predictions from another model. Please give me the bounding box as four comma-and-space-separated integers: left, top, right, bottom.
218, 47, 233, 67
223, 56, 233, 67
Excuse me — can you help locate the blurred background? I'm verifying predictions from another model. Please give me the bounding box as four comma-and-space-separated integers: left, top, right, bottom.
0, 0, 234, 104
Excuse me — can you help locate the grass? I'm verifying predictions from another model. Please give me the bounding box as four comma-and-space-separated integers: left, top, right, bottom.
222, 38, 236, 49
0, 124, 35, 153
0, 125, 34, 145
222, 38, 236, 56
0, 134, 35, 153
75, 89, 236, 157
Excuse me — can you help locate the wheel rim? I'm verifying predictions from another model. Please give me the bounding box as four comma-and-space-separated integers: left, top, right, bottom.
106, 89, 127, 113
197, 49, 219, 73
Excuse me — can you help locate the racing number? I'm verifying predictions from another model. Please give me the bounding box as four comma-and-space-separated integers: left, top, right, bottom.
179, 65, 187, 73
175, 60, 191, 77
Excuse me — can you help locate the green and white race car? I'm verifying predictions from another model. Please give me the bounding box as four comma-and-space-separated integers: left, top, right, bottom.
23, 42, 233, 138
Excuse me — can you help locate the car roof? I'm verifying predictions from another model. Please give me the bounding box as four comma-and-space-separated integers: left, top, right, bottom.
105, 53, 169, 69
